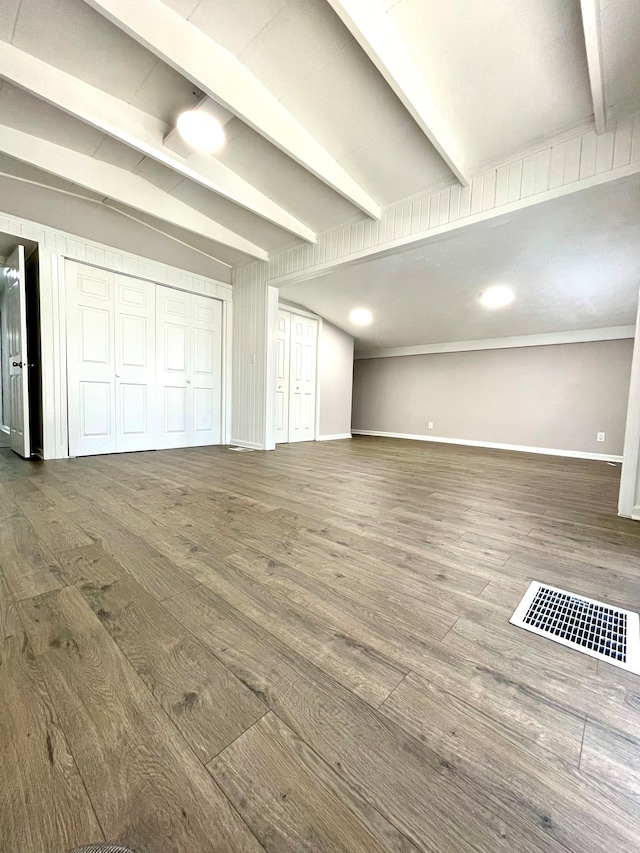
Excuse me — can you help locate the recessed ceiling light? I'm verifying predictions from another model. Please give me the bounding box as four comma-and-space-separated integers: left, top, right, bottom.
349, 308, 373, 325
480, 285, 514, 308
176, 110, 225, 152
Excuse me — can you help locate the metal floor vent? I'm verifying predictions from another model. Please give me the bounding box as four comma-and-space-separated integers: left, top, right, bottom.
510, 581, 640, 674
65, 846, 136, 853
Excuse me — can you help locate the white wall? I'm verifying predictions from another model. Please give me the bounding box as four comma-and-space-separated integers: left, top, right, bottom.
353, 339, 633, 459
318, 320, 354, 439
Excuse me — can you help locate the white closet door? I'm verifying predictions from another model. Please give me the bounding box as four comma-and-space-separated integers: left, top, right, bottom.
66, 262, 117, 456
156, 286, 191, 449
288, 314, 317, 443
275, 310, 290, 444
114, 275, 157, 452
190, 294, 222, 446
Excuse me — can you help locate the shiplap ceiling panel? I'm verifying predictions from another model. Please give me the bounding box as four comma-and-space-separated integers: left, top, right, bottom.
389, 0, 593, 166
0, 82, 107, 155
10, 0, 158, 101
279, 38, 447, 168
169, 179, 301, 252
92, 136, 146, 171
338, 118, 454, 206
132, 156, 187, 193
238, 0, 354, 101
0, 151, 80, 193
0, 0, 636, 314
184, 0, 289, 56
0, 0, 21, 41
126, 59, 202, 124
215, 126, 359, 231
601, 0, 640, 112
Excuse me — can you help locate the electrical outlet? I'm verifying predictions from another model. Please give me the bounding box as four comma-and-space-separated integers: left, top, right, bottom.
428, 422, 433, 430
597, 431, 605, 442
250, 353, 256, 365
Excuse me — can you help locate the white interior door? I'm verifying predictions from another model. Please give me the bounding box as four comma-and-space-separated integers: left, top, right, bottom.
288, 314, 318, 443
156, 286, 191, 449
114, 274, 157, 452
275, 310, 290, 444
5, 245, 30, 458
66, 262, 117, 457
190, 294, 222, 446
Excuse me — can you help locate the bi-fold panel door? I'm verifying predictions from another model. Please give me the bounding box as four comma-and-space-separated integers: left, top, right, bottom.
66, 263, 118, 456
66, 262, 157, 456
114, 275, 157, 452
288, 313, 318, 443
67, 263, 222, 456
156, 285, 222, 449
275, 309, 318, 444
275, 310, 290, 444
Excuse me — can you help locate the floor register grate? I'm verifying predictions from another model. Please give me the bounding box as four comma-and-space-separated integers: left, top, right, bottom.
510, 581, 640, 674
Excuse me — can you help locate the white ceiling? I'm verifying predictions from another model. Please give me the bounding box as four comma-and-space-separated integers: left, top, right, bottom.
0, 0, 637, 346
279, 174, 640, 351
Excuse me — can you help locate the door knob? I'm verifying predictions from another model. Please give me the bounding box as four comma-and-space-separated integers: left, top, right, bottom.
187, 379, 191, 384
115, 373, 120, 378
12, 361, 22, 368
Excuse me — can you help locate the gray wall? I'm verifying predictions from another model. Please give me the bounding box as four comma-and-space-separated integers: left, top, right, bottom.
319, 320, 354, 438
352, 339, 634, 456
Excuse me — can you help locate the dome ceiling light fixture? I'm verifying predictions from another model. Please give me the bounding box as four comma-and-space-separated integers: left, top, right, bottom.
480, 285, 515, 308
349, 307, 373, 325
176, 109, 225, 152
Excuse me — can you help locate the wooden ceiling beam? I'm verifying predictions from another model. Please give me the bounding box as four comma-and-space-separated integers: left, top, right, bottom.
0, 123, 268, 260
84, 0, 382, 219
0, 41, 315, 244
580, 0, 607, 134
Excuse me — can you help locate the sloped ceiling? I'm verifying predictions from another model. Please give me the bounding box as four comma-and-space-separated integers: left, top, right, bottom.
0, 0, 637, 344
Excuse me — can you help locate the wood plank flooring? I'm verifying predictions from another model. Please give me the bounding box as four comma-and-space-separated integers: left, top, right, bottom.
1, 436, 640, 852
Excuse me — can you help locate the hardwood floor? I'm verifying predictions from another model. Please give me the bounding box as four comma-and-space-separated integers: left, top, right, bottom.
1, 436, 640, 852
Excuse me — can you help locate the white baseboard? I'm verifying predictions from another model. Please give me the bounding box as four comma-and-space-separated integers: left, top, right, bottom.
317, 433, 352, 441
351, 430, 623, 463
229, 439, 264, 450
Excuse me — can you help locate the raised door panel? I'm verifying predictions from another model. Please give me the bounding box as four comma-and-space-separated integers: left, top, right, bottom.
114, 275, 157, 452
189, 294, 222, 446
156, 286, 191, 449
288, 315, 317, 443
275, 310, 290, 444
66, 262, 117, 456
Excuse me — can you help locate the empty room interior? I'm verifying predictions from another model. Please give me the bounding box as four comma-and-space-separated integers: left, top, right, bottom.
2, 1, 640, 852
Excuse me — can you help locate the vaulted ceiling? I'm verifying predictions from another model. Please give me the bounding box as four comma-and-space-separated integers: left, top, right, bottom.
0, 0, 639, 342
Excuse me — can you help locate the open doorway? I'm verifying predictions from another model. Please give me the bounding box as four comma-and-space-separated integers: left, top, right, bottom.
0, 233, 43, 459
